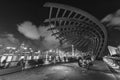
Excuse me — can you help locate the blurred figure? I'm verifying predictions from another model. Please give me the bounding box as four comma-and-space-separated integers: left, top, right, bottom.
17, 58, 25, 70
78, 53, 93, 69
28, 59, 37, 68
37, 58, 44, 66
1, 59, 7, 68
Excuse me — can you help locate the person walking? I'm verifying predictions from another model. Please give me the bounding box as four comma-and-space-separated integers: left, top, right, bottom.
17, 58, 25, 70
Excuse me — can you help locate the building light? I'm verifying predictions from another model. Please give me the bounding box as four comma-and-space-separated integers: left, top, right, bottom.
49, 49, 52, 52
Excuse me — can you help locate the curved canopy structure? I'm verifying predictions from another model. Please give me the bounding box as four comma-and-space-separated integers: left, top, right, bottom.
43, 2, 107, 59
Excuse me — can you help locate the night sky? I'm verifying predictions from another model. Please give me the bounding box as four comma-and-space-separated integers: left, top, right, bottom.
0, 0, 119, 31
0, 0, 120, 49
0, 0, 120, 29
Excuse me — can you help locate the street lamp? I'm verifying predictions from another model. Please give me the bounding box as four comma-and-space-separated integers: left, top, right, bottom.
44, 51, 49, 64
72, 45, 75, 57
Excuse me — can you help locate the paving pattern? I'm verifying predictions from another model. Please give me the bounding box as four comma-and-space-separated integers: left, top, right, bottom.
0, 61, 119, 80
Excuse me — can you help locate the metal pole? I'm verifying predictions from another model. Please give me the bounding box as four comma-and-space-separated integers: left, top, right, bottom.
72, 45, 74, 57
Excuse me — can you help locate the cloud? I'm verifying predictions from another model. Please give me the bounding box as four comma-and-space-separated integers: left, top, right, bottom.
0, 33, 20, 47
6, 34, 19, 43
17, 21, 40, 40
17, 21, 60, 50
101, 9, 120, 27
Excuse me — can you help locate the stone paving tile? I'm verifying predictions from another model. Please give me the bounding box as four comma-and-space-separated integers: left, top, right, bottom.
0, 61, 119, 80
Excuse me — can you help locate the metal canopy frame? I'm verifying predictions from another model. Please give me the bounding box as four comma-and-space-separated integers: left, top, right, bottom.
43, 2, 107, 59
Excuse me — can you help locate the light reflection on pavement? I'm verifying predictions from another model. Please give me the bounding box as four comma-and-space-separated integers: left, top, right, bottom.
0, 61, 119, 80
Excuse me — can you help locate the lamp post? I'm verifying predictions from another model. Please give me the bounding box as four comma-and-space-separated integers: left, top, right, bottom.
72, 45, 75, 57
45, 51, 49, 64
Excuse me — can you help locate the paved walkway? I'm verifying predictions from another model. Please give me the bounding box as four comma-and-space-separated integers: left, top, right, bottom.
0, 61, 119, 80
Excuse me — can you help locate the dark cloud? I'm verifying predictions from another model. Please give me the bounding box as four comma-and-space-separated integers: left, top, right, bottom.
38, 25, 60, 49
101, 9, 120, 46
101, 9, 120, 29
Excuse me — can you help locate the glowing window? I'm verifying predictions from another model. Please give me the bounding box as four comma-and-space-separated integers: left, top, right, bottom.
27, 56, 32, 60
6, 56, 12, 62
20, 56, 25, 59
36, 56, 39, 59
12, 56, 17, 61
33, 56, 38, 59
1, 56, 7, 62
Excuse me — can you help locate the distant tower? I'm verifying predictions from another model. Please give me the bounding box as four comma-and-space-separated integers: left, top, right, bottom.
72, 45, 74, 57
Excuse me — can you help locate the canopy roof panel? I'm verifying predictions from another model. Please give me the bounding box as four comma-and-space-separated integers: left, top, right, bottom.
43, 2, 107, 59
